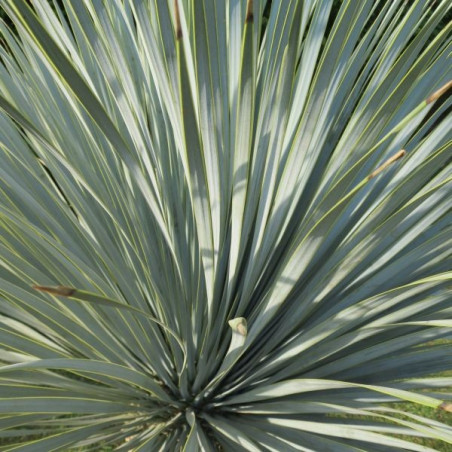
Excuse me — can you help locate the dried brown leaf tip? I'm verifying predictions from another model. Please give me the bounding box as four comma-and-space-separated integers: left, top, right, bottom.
246, 0, 254, 23
426, 80, 452, 104
368, 150, 406, 180
439, 402, 452, 413
174, 0, 182, 40
33, 285, 75, 297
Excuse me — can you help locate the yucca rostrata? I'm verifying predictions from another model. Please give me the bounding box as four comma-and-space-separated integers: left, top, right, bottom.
0, 0, 451, 450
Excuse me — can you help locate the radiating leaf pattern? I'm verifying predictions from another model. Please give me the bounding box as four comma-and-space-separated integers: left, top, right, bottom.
0, 0, 451, 450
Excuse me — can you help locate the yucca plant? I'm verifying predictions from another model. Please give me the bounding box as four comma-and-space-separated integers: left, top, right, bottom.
0, 0, 451, 450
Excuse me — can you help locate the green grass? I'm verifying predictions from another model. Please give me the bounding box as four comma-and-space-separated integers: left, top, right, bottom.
2, 378, 449, 451
384, 398, 452, 451
387, 365, 452, 451
329, 337, 452, 452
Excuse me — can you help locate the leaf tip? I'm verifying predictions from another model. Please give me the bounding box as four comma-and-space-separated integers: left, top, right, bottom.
228, 317, 248, 336
174, 0, 182, 40
33, 285, 75, 297
245, 0, 254, 23
368, 150, 406, 180
426, 80, 452, 104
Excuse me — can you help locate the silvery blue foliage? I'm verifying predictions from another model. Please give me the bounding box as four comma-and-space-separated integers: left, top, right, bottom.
0, 0, 451, 449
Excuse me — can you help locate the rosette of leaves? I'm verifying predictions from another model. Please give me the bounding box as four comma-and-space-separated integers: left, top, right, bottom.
0, 0, 451, 450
